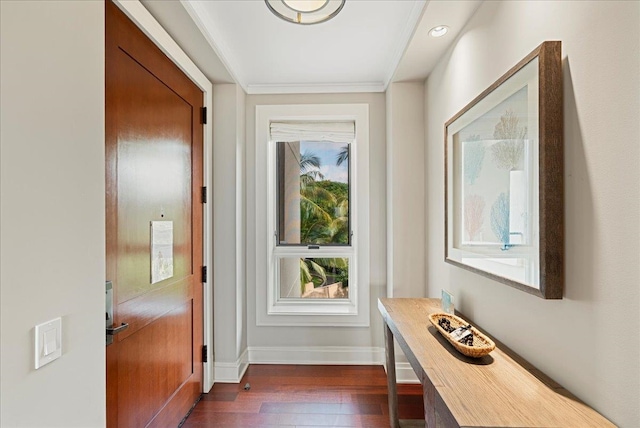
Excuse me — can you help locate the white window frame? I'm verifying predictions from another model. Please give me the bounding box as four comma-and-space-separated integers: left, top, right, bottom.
271, 137, 356, 313
255, 104, 370, 327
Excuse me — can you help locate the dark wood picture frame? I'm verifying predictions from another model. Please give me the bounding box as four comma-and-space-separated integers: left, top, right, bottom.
444, 41, 563, 299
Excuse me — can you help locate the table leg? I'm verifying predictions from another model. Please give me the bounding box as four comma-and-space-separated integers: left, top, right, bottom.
422, 371, 436, 427
385, 322, 400, 428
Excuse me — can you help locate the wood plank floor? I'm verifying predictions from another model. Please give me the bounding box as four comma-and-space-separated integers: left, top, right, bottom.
182, 365, 423, 427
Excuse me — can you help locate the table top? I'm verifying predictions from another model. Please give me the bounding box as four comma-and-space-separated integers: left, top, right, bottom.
379, 298, 615, 428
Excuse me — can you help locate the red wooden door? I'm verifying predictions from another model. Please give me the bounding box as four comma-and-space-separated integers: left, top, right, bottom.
106, 2, 204, 426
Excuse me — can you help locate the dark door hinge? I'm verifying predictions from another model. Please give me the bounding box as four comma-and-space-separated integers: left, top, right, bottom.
201, 266, 207, 283
201, 186, 207, 204
201, 107, 207, 124
202, 345, 208, 363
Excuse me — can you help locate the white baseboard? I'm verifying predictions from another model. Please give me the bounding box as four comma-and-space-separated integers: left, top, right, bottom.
213, 346, 419, 384
248, 346, 385, 365
213, 348, 249, 383
394, 361, 420, 384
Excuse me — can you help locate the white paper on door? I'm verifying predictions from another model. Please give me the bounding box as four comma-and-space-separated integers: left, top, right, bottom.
151, 221, 174, 284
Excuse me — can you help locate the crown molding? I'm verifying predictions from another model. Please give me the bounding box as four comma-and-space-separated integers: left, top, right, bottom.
246, 82, 385, 95
383, 0, 429, 90
179, 0, 248, 92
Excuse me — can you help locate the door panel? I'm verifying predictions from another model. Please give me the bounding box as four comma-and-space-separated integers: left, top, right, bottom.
115, 46, 193, 305
106, 1, 203, 427
118, 303, 193, 428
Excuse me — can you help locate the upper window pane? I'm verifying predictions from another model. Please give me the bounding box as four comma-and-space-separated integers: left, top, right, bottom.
277, 141, 350, 246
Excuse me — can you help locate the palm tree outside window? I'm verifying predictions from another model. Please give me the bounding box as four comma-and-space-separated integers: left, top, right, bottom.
276, 140, 351, 299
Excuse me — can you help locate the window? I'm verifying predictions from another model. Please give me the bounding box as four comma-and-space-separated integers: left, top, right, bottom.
255, 104, 370, 326
276, 140, 351, 300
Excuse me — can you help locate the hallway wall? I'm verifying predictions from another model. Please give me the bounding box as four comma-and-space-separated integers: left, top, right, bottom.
386, 82, 426, 298
246, 93, 387, 356
0, 1, 105, 426
213, 83, 248, 381
424, 1, 640, 426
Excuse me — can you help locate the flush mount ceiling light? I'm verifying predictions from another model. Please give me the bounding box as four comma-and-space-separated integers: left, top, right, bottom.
265, 0, 346, 25
429, 25, 449, 38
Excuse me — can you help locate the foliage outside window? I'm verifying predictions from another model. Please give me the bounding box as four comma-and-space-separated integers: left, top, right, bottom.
276, 141, 351, 299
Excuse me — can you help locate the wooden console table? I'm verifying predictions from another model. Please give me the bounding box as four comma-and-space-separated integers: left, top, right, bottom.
378, 298, 615, 428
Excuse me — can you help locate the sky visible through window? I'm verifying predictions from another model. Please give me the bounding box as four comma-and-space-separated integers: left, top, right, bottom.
301, 141, 348, 183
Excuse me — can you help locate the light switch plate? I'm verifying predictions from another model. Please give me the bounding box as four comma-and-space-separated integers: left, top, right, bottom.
35, 317, 62, 369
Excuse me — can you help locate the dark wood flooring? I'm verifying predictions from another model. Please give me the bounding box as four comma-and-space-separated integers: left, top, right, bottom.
182, 364, 423, 427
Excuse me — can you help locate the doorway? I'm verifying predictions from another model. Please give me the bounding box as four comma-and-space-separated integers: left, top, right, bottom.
105, 2, 205, 426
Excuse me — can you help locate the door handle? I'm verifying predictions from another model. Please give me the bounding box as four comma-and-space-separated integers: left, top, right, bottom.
106, 323, 129, 335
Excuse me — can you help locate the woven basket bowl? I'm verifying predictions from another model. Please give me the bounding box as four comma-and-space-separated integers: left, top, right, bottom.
428, 312, 496, 358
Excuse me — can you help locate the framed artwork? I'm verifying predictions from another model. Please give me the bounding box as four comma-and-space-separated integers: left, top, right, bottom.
445, 41, 563, 299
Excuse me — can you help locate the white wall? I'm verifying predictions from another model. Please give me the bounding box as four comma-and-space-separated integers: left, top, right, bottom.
246, 93, 387, 354
213, 84, 248, 381
386, 82, 426, 298
0, 1, 105, 427
424, 1, 639, 426
385, 82, 427, 383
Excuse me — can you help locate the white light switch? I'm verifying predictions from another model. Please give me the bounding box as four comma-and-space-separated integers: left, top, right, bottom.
44, 329, 57, 355
35, 317, 62, 369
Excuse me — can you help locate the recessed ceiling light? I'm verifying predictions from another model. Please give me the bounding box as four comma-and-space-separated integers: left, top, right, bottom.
429, 26, 449, 38
265, 0, 345, 25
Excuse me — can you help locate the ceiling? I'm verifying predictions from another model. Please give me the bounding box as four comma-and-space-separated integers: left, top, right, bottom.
169, 0, 481, 94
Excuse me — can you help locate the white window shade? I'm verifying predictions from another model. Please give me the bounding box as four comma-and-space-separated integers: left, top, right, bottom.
270, 121, 355, 143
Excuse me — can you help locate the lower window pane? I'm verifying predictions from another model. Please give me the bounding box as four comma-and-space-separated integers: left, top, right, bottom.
279, 257, 349, 299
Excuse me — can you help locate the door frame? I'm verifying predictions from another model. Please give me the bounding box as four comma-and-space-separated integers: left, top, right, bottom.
112, 0, 214, 391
